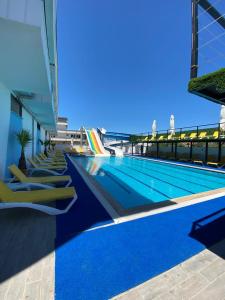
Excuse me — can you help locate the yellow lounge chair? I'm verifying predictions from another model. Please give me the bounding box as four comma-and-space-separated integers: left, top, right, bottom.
198, 132, 207, 139
34, 155, 67, 167
189, 132, 197, 139
168, 134, 174, 140
180, 133, 186, 139
38, 154, 66, 165
213, 131, 219, 139
28, 158, 67, 175
0, 181, 77, 215
158, 135, 164, 141
40, 153, 66, 163
9, 165, 72, 187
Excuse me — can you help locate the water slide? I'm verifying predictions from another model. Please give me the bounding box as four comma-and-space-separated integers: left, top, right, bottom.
85, 128, 110, 156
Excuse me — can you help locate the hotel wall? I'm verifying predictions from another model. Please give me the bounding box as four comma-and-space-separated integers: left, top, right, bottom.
22, 108, 33, 158
0, 83, 11, 179
0, 88, 51, 178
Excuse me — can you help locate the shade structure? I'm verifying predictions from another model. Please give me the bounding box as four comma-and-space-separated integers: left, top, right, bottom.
220, 105, 225, 131
152, 120, 157, 138
170, 115, 175, 135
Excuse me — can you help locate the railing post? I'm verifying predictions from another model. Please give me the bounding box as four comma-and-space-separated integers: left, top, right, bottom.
196, 126, 199, 138
218, 141, 222, 162
175, 142, 177, 159
190, 141, 193, 160
132, 143, 133, 156
205, 141, 208, 163
218, 122, 221, 138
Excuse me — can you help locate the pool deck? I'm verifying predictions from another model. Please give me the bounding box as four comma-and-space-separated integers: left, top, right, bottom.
0, 209, 55, 300
113, 239, 225, 300
1, 207, 225, 299
1, 156, 225, 299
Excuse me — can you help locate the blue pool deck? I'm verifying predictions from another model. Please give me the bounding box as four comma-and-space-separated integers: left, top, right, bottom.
0, 155, 225, 300
55, 155, 225, 300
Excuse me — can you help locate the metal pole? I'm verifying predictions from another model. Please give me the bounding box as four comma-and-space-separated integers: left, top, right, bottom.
132, 143, 133, 156
218, 141, 222, 162
190, 141, 193, 160
190, 0, 199, 79
175, 142, 177, 159
205, 141, 208, 162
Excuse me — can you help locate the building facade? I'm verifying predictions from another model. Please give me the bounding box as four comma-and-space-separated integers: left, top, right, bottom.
51, 117, 87, 146
0, 0, 58, 178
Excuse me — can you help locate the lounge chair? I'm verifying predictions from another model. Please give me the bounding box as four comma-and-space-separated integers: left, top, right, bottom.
193, 158, 204, 165
0, 181, 77, 215
180, 133, 186, 139
9, 165, 72, 187
28, 158, 68, 175
158, 135, 164, 141
198, 132, 207, 139
39, 153, 66, 163
34, 155, 67, 167
178, 155, 190, 162
207, 156, 225, 168
213, 131, 219, 139
189, 132, 197, 140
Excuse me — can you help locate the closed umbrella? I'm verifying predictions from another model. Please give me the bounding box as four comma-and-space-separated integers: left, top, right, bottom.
220, 105, 225, 132
152, 120, 157, 138
170, 114, 175, 135
71, 138, 74, 148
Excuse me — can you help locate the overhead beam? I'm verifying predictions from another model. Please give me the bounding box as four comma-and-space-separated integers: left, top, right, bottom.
198, 0, 225, 29
190, 0, 199, 78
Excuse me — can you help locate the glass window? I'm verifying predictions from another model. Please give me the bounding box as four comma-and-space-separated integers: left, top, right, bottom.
11, 95, 22, 116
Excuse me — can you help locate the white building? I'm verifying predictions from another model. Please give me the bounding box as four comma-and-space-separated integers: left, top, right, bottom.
51, 117, 87, 146
0, 0, 58, 178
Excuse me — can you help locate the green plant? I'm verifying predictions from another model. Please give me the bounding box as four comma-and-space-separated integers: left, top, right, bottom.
43, 140, 50, 156
51, 142, 56, 151
16, 129, 32, 171
188, 68, 225, 93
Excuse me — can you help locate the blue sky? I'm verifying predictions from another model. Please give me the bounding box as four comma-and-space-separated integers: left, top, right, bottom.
57, 0, 221, 133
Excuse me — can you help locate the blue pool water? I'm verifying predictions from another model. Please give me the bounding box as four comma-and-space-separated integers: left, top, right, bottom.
73, 156, 225, 209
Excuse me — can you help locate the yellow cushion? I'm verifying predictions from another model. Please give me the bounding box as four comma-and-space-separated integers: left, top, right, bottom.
0, 181, 75, 203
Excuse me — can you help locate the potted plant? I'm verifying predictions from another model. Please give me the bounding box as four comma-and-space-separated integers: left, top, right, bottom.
16, 129, 32, 172
39, 139, 50, 156
43, 140, 50, 156
51, 142, 56, 151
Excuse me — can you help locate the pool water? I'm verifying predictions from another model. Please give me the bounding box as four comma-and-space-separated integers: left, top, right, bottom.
73, 156, 225, 209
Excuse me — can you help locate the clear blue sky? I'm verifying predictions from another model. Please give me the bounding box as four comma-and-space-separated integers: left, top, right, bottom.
57, 0, 220, 133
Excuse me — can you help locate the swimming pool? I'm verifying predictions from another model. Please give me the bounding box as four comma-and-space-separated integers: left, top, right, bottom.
72, 156, 225, 213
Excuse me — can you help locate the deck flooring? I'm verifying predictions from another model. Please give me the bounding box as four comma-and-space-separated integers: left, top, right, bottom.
0, 209, 55, 300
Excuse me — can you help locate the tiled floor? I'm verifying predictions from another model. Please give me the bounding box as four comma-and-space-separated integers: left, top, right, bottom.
1, 207, 225, 300
0, 209, 55, 300
113, 239, 225, 300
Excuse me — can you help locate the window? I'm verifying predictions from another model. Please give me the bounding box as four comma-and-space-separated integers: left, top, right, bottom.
37, 123, 40, 130
11, 95, 22, 116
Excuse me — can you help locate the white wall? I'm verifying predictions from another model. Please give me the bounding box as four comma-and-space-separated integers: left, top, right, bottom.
0, 83, 11, 179
0, 0, 43, 27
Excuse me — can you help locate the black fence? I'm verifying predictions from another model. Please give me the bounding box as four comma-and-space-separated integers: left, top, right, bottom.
132, 121, 225, 142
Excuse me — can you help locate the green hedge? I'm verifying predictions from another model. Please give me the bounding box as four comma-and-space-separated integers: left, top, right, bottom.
188, 68, 225, 93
